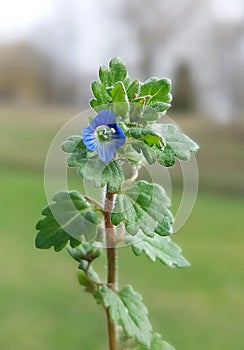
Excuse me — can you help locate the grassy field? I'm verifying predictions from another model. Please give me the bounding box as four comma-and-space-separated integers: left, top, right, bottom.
0, 106, 243, 349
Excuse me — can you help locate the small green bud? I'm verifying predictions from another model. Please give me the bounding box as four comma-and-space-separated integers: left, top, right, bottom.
77, 269, 96, 293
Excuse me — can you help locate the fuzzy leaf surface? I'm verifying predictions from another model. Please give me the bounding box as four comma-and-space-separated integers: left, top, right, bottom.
79, 159, 124, 193
137, 333, 175, 350
62, 136, 124, 192
127, 235, 190, 268
35, 191, 99, 251
111, 181, 171, 236
128, 127, 164, 150
98, 285, 152, 347
107, 81, 129, 117
153, 124, 199, 161
139, 78, 172, 105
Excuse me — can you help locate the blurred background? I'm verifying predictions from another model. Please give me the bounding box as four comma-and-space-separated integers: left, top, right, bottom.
0, 0, 243, 349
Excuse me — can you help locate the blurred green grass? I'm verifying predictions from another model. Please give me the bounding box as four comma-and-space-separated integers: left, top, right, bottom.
0, 107, 243, 349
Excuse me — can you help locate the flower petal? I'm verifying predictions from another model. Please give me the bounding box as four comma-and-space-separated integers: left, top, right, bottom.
111, 125, 126, 149
82, 126, 97, 151
97, 142, 116, 162
90, 110, 117, 130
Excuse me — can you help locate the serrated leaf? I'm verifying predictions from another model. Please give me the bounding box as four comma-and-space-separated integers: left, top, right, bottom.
129, 97, 146, 123
118, 144, 143, 165
91, 81, 112, 103
139, 78, 172, 105
79, 158, 124, 193
62, 137, 124, 192
90, 98, 105, 112
141, 106, 160, 123
132, 142, 175, 167
137, 333, 175, 350
149, 102, 171, 113
35, 191, 99, 251
111, 180, 171, 237
127, 235, 190, 268
109, 57, 128, 84
127, 80, 140, 100
153, 124, 199, 161
99, 65, 112, 86
154, 210, 174, 235
61, 136, 88, 167
99, 285, 152, 347
132, 142, 157, 165
158, 144, 176, 167
107, 81, 129, 117
128, 127, 164, 150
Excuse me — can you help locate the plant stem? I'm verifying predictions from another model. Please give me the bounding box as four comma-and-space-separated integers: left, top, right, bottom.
104, 186, 117, 350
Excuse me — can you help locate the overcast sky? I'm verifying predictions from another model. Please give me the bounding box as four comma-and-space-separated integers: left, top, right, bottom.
0, 0, 243, 73
0, 0, 243, 38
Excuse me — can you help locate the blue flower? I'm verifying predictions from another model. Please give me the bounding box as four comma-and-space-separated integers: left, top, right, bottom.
82, 110, 126, 162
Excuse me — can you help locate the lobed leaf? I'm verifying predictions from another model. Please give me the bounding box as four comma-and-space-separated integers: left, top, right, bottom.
153, 124, 199, 161
127, 79, 140, 100
128, 127, 164, 150
109, 57, 128, 84
137, 333, 175, 350
127, 235, 190, 268
98, 285, 152, 347
62, 136, 124, 192
35, 191, 100, 251
139, 78, 172, 105
107, 81, 129, 117
91, 81, 112, 104
79, 159, 124, 193
111, 180, 172, 237
61, 136, 88, 167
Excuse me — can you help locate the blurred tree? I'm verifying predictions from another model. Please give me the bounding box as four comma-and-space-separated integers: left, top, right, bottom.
172, 62, 196, 112
120, 0, 197, 79
0, 41, 80, 105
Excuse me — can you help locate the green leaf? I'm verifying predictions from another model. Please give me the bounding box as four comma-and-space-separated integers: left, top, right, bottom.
66, 241, 102, 262
35, 191, 100, 251
62, 137, 124, 192
79, 159, 124, 193
107, 81, 129, 117
137, 333, 175, 350
127, 80, 140, 100
153, 124, 199, 161
132, 141, 176, 167
128, 127, 164, 150
158, 144, 176, 167
129, 96, 147, 123
132, 142, 158, 165
127, 235, 190, 268
99, 285, 152, 347
141, 106, 160, 123
99, 65, 112, 86
149, 102, 171, 113
117, 144, 143, 165
61, 136, 88, 167
90, 98, 106, 113
91, 81, 112, 104
109, 57, 128, 84
154, 210, 174, 235
139, 78, 172, 104
111, 180, 171, 237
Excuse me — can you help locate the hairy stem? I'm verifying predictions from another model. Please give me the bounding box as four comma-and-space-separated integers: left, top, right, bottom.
104, 186, 117, 350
